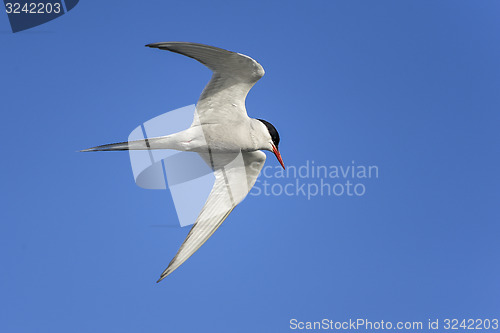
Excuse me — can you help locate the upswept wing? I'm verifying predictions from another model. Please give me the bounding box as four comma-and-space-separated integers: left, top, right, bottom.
157, 150, 266, 282
146, 42, 265, 124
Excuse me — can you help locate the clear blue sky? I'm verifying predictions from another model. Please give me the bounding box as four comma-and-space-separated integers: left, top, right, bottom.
1, 1, 499, 332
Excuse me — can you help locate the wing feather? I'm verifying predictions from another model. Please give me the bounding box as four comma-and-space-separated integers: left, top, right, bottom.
146, 42, 265, 123
157, 151, 266, 282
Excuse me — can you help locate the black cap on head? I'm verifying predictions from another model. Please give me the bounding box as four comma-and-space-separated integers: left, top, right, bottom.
257, 119, 280, 147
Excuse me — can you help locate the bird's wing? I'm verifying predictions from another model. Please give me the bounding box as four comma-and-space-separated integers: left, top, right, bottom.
146, 42, 265, 124
157, 150, 266, 282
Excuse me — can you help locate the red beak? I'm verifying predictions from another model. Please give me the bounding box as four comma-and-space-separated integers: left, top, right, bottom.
272, 144, 285, 170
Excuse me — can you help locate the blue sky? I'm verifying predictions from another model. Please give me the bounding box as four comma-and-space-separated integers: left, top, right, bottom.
1, 1, 499, 332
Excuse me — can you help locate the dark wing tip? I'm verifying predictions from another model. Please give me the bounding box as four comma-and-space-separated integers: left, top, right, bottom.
146, 42, 180, 50
146, 42, 167, 49
156, 272, 169, 283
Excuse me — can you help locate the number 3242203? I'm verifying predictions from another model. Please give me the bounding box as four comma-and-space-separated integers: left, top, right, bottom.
5, 3, 62, 14
444, 319, 499, 330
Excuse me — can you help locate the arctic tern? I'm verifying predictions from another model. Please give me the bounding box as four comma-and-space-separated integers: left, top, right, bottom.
82, 42, 284, 282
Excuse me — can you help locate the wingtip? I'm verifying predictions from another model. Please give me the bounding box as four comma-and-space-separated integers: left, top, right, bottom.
146, 42, 165, 49
156, 267, 173, 283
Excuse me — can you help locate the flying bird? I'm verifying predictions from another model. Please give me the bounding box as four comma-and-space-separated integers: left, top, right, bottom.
82, 42, 284, 282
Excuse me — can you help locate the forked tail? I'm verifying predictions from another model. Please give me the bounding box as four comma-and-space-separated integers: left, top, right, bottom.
80, 136, 173, 152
